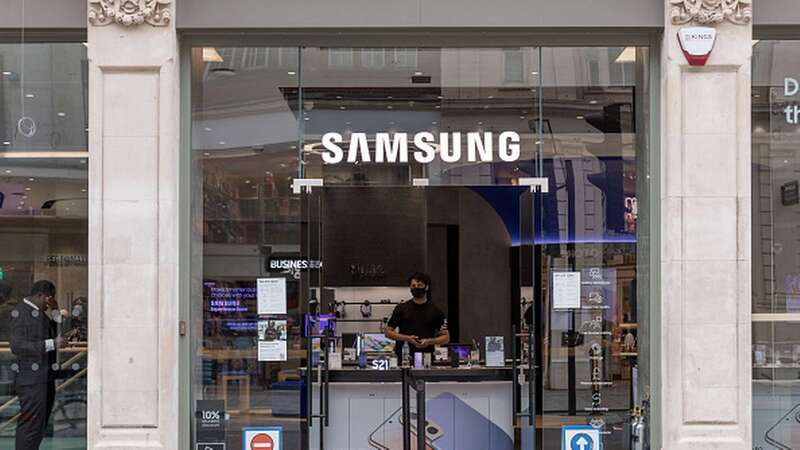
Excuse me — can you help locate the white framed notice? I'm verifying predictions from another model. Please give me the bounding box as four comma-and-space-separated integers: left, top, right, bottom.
258, 319, 288, 361
257, 277, 287, 315
553, 272, 581, 309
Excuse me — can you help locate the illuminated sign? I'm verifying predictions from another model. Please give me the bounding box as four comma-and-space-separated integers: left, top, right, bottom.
319, 131, 522, 164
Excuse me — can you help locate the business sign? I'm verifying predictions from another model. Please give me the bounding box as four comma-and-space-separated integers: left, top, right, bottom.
195, 400, 226, 443
242, 427, 282, 450
318, 131, 522, 164
677, 27, 716, 66
562, 425, 602, 450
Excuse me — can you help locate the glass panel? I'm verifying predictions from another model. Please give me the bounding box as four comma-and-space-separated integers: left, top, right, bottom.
0, 43, 89, 449
752, 40, 800, 450
190, 45, 652, 450
190, 46, 303, 449
536, 46, 649, 449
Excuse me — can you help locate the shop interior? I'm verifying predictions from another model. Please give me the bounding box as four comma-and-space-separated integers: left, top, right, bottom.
192, 46, 651, 450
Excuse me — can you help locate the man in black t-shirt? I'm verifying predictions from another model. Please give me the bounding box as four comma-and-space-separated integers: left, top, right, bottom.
384, 272, 449, 357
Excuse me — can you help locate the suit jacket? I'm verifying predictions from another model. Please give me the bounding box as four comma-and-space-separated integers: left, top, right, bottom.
10, 301, 57, 386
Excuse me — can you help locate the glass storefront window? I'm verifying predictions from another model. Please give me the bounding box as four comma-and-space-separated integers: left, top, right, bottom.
0, 42, 89, 450
190, 45, 652, 450
752, 39, 800, 450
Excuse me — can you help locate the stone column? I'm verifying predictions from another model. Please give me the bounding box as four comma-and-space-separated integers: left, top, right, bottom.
86, 1, 180, 449
662, 1, 752, 448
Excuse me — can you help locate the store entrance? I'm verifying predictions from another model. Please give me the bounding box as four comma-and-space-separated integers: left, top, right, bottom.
298, 182, 542, 450
190, 45, 652, 450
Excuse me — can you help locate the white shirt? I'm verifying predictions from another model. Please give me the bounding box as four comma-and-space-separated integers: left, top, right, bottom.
23, 298, 55, 352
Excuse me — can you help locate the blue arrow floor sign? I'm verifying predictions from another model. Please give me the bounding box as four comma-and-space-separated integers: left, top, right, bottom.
562, 425, 602, 450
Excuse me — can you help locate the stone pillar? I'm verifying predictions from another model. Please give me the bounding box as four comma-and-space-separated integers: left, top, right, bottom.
662, 1, 751, 448
86, 1, 179, 449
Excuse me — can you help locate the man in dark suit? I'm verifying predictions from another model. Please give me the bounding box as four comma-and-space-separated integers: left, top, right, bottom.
10, 280, 63, 450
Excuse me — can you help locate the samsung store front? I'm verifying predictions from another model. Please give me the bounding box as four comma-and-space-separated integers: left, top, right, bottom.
189, 43, 656, 450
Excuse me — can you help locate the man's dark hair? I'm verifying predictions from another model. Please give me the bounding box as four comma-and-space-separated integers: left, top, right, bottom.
408, 272, 431, 287
30, 280, 55, 298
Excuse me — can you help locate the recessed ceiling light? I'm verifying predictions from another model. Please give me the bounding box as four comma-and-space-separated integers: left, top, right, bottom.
576, 115, 584, 120
244, 180, 251, 184
431, 121, 438, 125
57, 112, 66, 117
219, 141, 226, 145
1, 71, 11, 76
478, 121, 483, 125
287, 71, 297, 76
435, 105, 441, 109
24, 187, 31, 191
387, 106, 393, 109
304, 117, 310, 121
203, 127, 212, 131
28, 177, 34, 181
81, 160, 87, 164
4, 169, 11, 174
531, 71, 539, 75
589, 100, 598, 105
340, 106, 346, 110
344, 122, 351, 126
81, 189, 87, 193
203, 152, 211, 156
25, 94, 34, 98
2, 141, 9, 145
520, 116, 526, 120
488, 95, 494, 99
414, 71, 423, 76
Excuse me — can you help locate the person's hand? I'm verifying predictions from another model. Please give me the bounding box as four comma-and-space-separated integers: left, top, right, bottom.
404, 335, 420, 344
54, 336, 65, 349
416, 338, 432, 348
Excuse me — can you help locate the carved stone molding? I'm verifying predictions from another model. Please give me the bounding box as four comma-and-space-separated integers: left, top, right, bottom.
88, 0, 172, 27
670, 0, 752, 25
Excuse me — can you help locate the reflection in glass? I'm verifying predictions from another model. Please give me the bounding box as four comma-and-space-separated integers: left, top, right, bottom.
752, 40, 800, 450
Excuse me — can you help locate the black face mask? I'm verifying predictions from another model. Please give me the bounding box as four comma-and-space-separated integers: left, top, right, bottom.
410, 287, 427, 298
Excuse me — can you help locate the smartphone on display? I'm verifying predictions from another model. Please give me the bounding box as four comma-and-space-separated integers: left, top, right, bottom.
425, 393, 513, 450
765, 403, 800, 450
368, 407, 441, 450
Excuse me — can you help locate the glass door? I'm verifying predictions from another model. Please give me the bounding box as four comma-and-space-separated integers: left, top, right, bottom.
190, 43, 653, 450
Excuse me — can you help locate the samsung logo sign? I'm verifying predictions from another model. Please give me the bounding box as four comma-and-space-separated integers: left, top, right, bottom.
319, 131, 522, 164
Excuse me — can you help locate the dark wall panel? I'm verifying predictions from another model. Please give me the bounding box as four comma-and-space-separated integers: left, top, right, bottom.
322, 187, 426, 286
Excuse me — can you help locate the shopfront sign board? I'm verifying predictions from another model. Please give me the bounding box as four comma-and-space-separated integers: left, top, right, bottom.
677, 27, 716, 66
243, 427, 282, 450
562, 425, 602, 450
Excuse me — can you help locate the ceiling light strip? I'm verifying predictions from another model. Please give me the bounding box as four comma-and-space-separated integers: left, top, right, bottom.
0, 151, 89, 159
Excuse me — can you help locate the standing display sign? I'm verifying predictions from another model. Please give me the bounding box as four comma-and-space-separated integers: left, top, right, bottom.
195, 400, 226, 444
242, 427, 282, 450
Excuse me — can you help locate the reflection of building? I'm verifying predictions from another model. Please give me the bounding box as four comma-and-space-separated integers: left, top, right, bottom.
1, 1, 797, 450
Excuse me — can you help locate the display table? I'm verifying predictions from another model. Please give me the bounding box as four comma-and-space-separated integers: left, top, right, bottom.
306, 367, 515, 450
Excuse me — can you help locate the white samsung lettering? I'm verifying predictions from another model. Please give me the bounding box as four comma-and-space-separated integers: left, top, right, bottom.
467, 132, 493, 162
348, 133, 371, 163
440, 133, 461, 163
375, 132, 408, 163
413, 132, 436, 163
321, 132, 344, 164
319, 131, 525, 164
498, 131, 521, 162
